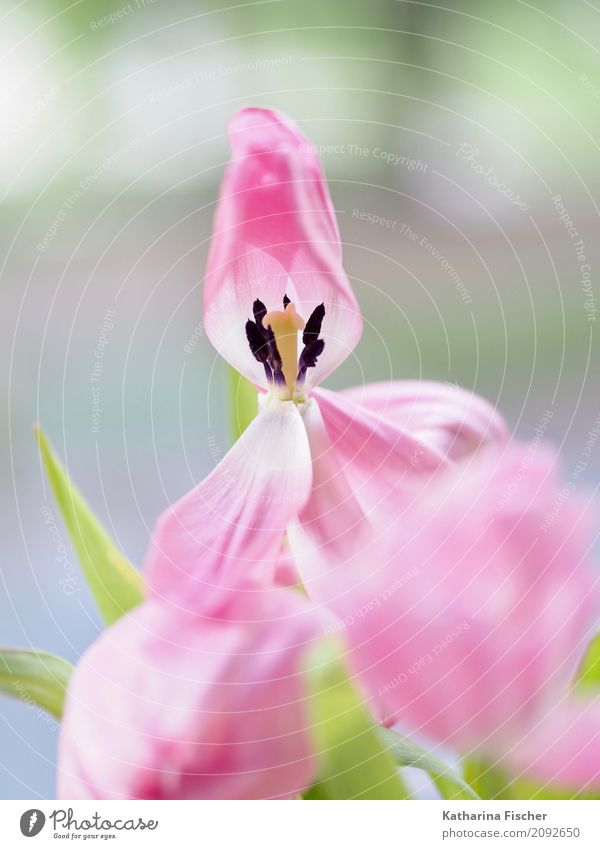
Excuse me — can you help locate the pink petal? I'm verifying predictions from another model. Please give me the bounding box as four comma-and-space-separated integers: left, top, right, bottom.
339, 380, 508, 460
58, 587, 320, 799
504, 697, 600, 790
204, 107, 362, 389
288, 399, 375, 597
311, 386, 448, 521
288, 383, 477, 601
273, 545, 301, 588
144, 399, 312, 608
304, 443, 600, 755
287, 385, 449, 602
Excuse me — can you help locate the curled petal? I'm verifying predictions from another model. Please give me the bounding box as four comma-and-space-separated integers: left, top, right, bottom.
288, 385, 454, 603
204, 108, 362, 389
311, 386, 447, 522
144, 399, 312, 609
58, 590, 320, 799
339, 380, 508, 461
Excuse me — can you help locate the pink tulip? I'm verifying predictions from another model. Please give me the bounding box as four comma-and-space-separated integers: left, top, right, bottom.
298, 443, 600, 789
144, 107, 507, 606
57, 581, 321, 799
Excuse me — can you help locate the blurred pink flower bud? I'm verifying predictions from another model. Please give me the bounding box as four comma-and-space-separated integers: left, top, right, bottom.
293, 443, 600, 788
58, 582, 321, 799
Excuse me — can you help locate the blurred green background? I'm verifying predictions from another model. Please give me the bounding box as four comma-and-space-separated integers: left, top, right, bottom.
1, 0, 600, 798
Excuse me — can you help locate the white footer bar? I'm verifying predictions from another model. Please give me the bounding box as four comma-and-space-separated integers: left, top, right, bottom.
0, 800, 598, 848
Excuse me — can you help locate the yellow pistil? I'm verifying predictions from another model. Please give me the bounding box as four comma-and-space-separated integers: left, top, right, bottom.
263, 301, 305, 398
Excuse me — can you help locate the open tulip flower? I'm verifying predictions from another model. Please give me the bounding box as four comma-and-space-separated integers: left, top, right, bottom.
303, 443, 600, 791
145, 107, 507, 607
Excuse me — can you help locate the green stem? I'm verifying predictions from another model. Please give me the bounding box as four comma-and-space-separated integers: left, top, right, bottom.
228, 367, 258, 441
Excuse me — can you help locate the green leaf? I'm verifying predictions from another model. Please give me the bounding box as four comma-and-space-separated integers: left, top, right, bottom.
229, 367, 258, 441
305, 641, 408, 799
463, 756, 600, 800
575, 633, 600, 690
301, 782, 331, 800
463, 756, 514, 799
507, 776, 599, 800
36, 426, 144, 625
0, 649, 73, 719
378, 727, 479, 800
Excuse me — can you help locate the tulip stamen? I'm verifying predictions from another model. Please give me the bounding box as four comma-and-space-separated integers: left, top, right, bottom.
246, 296, 325, 399
297, 303, 325, 386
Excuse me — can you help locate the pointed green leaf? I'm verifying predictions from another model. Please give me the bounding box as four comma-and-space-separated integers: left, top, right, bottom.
378, 727, 479, 800
305, 641, 408, 799
0, 649, 73, 719
229, 367, 258, 441
36, 426, 144, 625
